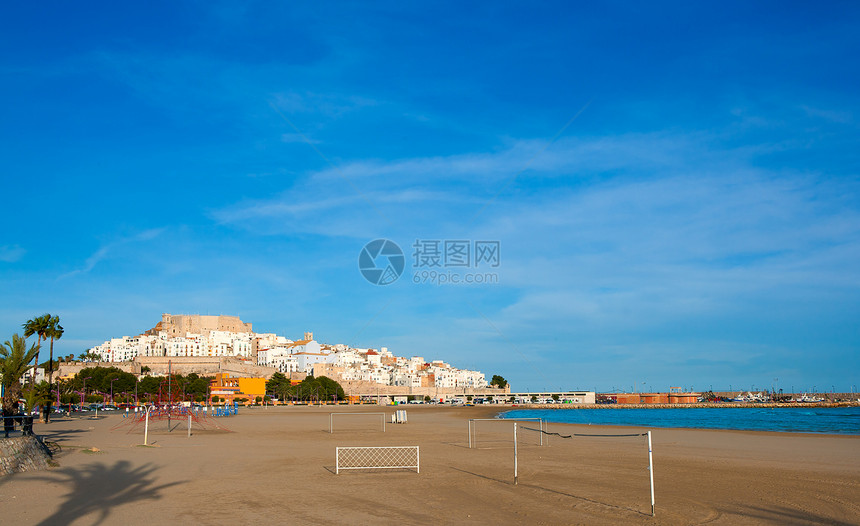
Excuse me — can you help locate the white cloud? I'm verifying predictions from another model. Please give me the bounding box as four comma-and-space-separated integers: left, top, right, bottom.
58, 228, 166, 280
0, 245, 26, 263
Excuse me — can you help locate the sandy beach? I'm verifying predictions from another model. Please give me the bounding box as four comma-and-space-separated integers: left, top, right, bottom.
2, 405, 858, 525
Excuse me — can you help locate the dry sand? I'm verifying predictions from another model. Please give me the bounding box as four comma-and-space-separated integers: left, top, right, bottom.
1, 405, 858, 525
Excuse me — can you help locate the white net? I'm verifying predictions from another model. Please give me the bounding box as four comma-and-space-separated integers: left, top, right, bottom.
336, 446, 419, 473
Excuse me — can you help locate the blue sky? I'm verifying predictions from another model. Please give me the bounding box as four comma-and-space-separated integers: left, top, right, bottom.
2, 2, 859, 393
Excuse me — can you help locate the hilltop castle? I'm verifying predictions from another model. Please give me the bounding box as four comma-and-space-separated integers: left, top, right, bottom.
145, 313, 253, 337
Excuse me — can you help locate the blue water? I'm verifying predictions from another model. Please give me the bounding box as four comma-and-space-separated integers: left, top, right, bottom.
500, 407, 860, 435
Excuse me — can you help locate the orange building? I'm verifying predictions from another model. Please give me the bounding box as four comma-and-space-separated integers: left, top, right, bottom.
209, 373, 267, 404
612, 392, 699, 404
669, 393, 698, 404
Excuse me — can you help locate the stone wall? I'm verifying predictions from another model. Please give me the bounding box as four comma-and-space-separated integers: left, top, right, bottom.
57, 356, 279, 379
0, 436, 53, 476
137, 356, 277, 378
57, 361, 140, 378
334, 378, 510, 399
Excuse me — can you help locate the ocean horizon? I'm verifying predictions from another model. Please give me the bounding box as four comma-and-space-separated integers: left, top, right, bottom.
500, 406, 860, 435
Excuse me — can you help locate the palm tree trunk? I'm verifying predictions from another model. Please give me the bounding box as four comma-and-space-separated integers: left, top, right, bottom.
30, 336, 42, 386
45, 336, 55, 423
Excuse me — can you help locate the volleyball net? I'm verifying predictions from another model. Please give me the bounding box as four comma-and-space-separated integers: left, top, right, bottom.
513, 423, 656, 517
468, 418, 546, 448
329, 412, 387, 433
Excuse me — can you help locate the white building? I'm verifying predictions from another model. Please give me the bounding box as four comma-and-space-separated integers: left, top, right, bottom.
88, 327, 488, 390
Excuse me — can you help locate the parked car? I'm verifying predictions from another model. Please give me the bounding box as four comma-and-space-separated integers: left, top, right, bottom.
102, 404, 118, 411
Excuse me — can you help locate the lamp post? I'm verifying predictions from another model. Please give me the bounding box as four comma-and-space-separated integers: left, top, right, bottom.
81, 377, 92, 406
110, 378, 118, 405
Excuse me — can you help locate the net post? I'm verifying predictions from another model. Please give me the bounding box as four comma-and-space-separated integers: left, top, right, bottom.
648, 431, 655, 517
468, 420, 472, 449
143, 406, 150, 446
187, 413, 191, 438
330, 413, 333, 433
336, 447, 340, 475
540, 419, 544, 446
416, 446, 420, 474
382, 413, 386, 433
513, 422, 518, 485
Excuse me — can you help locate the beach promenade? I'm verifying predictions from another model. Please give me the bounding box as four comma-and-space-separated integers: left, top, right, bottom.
2, 405, 858, 525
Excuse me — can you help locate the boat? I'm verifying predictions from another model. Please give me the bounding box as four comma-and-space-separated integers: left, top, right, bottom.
795, 393, 824, 403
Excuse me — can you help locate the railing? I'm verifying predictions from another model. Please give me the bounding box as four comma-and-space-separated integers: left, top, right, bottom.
1, 415, 36, 438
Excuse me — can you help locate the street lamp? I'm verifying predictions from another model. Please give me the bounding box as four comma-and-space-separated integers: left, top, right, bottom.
81, 377, 92, 406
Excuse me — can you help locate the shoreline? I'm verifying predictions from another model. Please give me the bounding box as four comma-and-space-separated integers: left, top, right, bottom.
486, 405, 860, 437
492, 401, 860, 409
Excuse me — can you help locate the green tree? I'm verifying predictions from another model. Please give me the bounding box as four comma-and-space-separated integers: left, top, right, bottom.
185, 373, 214, 400
22, 382, 52, 414
138, 375, 161, 396
490, 375, 508, 389
1, 334, 40, 415
551, 393, 560, 402
23, 314, 52, 385
69, 366, 138, 395
266, 372, 291, 400
312, 376, 346, 401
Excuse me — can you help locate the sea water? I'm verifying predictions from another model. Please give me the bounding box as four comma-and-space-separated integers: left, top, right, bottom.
500, 406, 860, 435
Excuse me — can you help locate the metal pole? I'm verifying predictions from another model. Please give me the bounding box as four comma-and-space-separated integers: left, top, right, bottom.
416, 446, 420, 474
330, 413, 333, 433
513, 423, 518, 485
335, 447, 339, 475
648, 431, 655, 517
468, 420, 472, 449
144, 407, 150, 446
188, 413, 192, 438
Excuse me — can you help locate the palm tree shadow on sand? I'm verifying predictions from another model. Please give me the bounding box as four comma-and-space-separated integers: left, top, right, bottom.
31, 461, 185, 526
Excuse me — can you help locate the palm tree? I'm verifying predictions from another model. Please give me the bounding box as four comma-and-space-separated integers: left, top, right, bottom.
44, 316, 63, 386
1, 334, 40, 415
23, 314, 52, 385
41, 317, 64, 423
